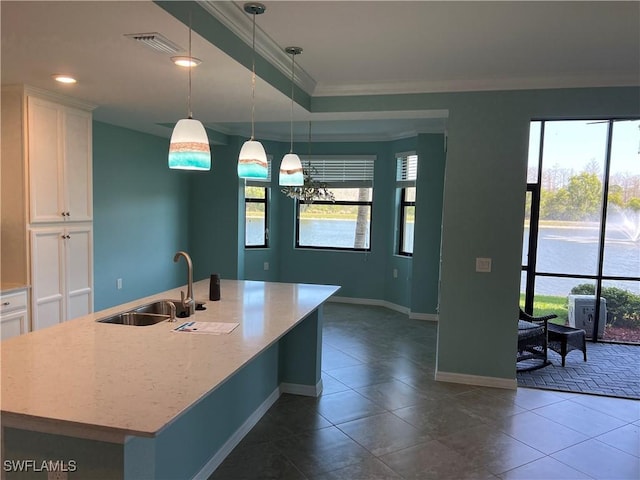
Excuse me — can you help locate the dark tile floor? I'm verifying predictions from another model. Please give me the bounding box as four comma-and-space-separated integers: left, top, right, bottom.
209, 303, 640, 480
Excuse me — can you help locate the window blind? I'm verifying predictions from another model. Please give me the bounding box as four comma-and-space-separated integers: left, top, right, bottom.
299, 155, 375, 187
396, 152, 418, 186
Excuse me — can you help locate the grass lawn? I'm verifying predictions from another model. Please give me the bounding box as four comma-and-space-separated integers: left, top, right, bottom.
520, 294, 568, 325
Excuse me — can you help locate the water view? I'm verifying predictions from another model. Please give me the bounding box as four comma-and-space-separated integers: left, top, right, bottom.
525, 224, 640, 296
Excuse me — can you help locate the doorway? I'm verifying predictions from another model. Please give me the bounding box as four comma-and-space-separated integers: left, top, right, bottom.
521, 119, 640, 344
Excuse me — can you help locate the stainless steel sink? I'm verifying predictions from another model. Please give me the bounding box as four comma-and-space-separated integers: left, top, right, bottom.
98, 311, 170, 326
134, 300, 188, 317
97, 299, 201, 326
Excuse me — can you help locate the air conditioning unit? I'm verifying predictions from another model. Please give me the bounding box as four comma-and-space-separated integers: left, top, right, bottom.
568, 294, 607, 339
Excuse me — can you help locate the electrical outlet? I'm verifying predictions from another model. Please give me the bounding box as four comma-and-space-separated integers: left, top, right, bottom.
116, 278, 123, 289
475, 257, 492, 273
263, 262, 269, 271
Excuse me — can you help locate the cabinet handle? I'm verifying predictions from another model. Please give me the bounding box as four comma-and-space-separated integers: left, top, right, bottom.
61, 234, 70, 239
2, 302, 9, 306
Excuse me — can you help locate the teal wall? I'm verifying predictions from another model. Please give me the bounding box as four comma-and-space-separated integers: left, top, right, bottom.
92, 126, 432, 311
273, 140, 404, 301
187, 138, 244, 282
93, 87, 639, 385
243, 141, 286, 282
411, 134, 446, 315
93, 122, 189, 311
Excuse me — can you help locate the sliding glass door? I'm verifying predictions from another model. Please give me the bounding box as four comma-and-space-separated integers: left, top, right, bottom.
522, 119, 639, 344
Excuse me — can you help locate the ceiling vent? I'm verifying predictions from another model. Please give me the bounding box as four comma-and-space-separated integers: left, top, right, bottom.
124, 32, 183, 54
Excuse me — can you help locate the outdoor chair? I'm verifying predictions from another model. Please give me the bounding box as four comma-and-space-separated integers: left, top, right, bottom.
517, 308, 556, 372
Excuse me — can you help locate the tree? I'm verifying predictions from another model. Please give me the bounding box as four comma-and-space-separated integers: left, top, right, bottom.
607, 184, 625, 208
541, 188, 571, 220
566, 172, 602, 220
628, 198, 640, 212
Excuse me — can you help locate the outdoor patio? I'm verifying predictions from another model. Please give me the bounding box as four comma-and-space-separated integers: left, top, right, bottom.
517, 341, 640, 400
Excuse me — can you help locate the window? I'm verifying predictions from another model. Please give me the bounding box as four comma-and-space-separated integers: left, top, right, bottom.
521, 119, 640, 343
244, 157, 271, 248
296, 155, 375, 251
396, 152, 418, 255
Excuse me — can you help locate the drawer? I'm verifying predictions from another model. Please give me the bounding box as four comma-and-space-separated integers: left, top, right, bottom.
1, 290, 28, 314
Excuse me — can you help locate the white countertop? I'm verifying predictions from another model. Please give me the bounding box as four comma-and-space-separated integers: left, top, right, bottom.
1, 280, 338, 441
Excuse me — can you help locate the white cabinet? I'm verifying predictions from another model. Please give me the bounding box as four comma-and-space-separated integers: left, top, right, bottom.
1, 289, 29, 340
31, 225, 93, 331
28, 96, 92, 223
1, 85, 95, 332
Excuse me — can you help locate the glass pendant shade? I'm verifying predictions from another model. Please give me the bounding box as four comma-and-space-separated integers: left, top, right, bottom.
168, 118, 211, 170
279, 153, 304, 186
238, 139, 268, 179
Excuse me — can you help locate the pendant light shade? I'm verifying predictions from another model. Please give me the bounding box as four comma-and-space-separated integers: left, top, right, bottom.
279, 153, 304, 186
279, 46, 303, 186
238, 3, 268, 179
169, 13, 211, 171
238, 139, 268, 178
169, 119, 211, 170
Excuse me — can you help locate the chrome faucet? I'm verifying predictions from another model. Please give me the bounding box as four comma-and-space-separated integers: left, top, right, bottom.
163, 300, 177, 322
173, 251, 195, 316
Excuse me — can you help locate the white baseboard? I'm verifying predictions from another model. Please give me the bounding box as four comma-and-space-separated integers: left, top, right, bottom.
280, 379, 323, 397
409, 312, 439, 322
435, 370, 517, 390
329, 295, 406, 312
193, 387, 280, 480
328, 295, 438, 322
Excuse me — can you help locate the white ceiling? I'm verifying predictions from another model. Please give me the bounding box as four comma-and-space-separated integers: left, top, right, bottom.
2, 1, 638, 142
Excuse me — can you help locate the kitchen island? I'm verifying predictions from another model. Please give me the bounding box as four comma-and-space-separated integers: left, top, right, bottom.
1, 279, 339, 479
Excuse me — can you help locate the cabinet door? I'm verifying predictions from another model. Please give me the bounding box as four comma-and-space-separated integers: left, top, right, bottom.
28, 97, 65, 223
31, 227, 65, 330
64, 108, 92, 221
65, 225, 93, 320
1, 310, 28, 340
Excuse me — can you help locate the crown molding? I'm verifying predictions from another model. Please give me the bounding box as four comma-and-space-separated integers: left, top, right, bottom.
3, 84, 98, 111
312, 74, 640, 97
199, 1, 317, 94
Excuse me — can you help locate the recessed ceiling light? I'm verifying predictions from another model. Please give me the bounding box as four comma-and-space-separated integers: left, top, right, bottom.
52, 74, 77, 84
171, 56, 202, 68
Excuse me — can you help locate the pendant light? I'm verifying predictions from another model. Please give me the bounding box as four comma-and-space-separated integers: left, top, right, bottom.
168, 14, 211, 171
279, 47, 304, 186
238, 3, 268, 179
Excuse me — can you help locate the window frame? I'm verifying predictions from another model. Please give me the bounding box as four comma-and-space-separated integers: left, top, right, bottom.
294, 155, 375, 252
396, 152, 418, 256
244, 185, 270, 248
295, 190, 373, 252
398, 186, 415, 256
244, 155, 272, 249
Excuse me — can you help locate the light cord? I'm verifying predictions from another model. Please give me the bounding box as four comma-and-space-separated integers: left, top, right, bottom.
250, 11, 256, 140
187, 12, 193, 119
289, 52, 295, 153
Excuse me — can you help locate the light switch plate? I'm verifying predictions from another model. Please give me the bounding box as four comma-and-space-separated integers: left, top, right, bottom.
476, 257, 492, 273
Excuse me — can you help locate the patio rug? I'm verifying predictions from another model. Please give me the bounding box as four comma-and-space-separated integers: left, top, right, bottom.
517, 341, 640, 400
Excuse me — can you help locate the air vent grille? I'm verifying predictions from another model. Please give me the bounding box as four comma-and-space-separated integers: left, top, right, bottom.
124, 32, 183, 54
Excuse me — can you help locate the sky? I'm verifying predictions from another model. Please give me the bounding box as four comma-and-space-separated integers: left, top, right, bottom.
528, 119, 639, 177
